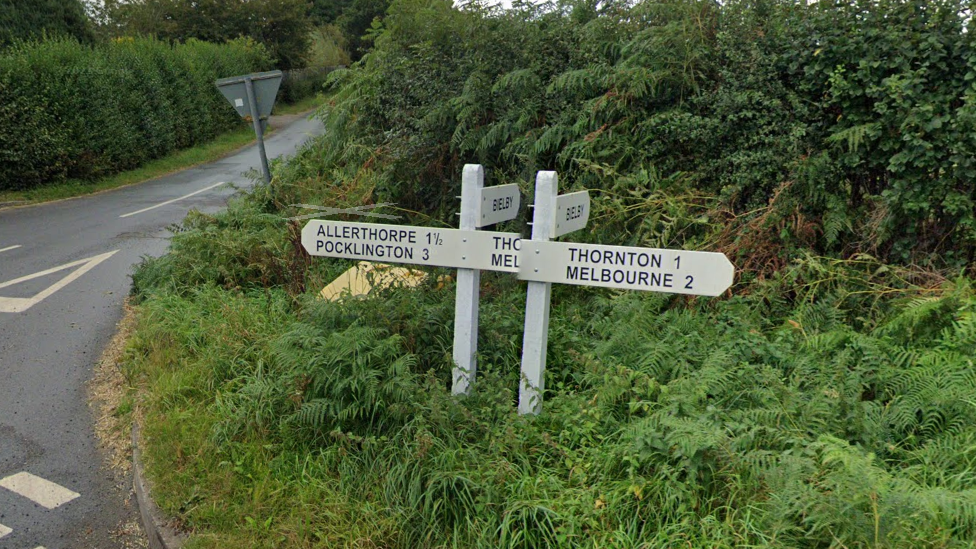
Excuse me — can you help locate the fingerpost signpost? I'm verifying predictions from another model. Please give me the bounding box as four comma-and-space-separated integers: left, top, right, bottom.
301, 164, 734, 415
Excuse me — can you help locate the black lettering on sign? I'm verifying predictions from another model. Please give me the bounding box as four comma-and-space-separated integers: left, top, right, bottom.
492, 236, 520, 251
491, 253, 518, 268
492, 196, 513, 212
565, 203, 585, 221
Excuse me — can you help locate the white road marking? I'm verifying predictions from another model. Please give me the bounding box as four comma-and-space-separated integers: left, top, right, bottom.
0, 472, 80, 510
0, 250, 119, 313
0, 523, 11, 538
119, 181, 228, 218
0, 245, 22, 254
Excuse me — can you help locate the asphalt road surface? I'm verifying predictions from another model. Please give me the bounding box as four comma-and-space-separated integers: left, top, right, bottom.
0, 114, 324, 549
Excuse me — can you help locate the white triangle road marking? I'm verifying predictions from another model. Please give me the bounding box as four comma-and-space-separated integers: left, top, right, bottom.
0, 250, 119, 313
0, 472, 80, 510
0, 522, 11, 538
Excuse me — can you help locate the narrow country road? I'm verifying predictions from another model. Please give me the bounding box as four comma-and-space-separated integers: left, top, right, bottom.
0, 113, 324, 549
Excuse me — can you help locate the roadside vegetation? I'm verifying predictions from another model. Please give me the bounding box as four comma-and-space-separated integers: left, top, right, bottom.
0, 0, 349, 200
0, 126, 261, 207
0, 36, 270, 192
122, 0, 976, 547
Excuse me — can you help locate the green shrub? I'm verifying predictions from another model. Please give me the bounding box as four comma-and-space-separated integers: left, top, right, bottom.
0, 36, 270, 190
317, 0, 976, 270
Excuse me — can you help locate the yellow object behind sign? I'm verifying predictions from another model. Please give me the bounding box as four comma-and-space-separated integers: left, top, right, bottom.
320, 261, 431, 301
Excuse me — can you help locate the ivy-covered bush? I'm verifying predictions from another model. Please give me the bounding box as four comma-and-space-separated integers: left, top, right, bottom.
0, 36, 271, 190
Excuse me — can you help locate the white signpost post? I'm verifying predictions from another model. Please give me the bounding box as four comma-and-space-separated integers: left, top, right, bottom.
515, 174, 732, 414
300, 164, 522, 397
301, 164, 734, 416
518, 172, 567, 415
453, 167, 522, 395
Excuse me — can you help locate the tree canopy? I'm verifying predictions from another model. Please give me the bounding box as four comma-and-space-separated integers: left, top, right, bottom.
106, 0, 312, 69
0, 0, 95, 47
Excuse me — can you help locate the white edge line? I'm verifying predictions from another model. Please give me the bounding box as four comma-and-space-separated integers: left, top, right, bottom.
0, 245, 22, 254
119, 181, 228, 218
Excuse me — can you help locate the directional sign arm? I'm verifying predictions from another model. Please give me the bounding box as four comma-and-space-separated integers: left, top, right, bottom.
518, 241, 733, 296
554, 190, 590, 237
476, 184, 521, 227
301, 220, 522, 273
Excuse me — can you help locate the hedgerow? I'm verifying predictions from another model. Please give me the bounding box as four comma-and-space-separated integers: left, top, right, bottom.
0, 36, 270, 190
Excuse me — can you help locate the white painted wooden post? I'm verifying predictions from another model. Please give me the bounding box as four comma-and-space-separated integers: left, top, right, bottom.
452, 164, 484, 394
518, 171, 557, 415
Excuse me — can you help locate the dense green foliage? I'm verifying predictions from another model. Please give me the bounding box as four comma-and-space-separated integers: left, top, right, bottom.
130, 205, 976, 547
279, 24, 350, 104
311, 0, 390, 61
104, 0, 312, 69
0, 36, 269, 190
0, 0, 94, 47
323, 0, 976, 270
124, 0, 976, 547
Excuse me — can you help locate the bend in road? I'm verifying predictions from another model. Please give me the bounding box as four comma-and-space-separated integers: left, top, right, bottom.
0, 114, 323, 549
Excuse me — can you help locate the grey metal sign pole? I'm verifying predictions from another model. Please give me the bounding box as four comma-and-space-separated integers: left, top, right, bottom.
216, 70, 282, 185
244, 76, 271, 183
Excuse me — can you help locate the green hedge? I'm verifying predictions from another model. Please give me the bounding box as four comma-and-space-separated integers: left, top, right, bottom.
278, 65, 344, 104
0, 36, 271, 190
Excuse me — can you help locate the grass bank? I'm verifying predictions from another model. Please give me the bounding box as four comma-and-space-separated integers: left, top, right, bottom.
273, 93, 328, 116
119, 174, 976, 549
0, 126, 258, 207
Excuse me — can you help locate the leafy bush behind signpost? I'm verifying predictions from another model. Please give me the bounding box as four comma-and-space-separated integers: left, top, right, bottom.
0, 36, 271, 191
320, 0, 976, 271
